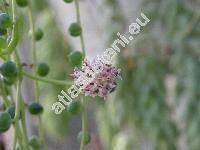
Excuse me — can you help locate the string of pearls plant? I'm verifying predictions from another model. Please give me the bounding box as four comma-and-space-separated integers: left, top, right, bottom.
0, 0, 121, 149
0, 0, 71, 149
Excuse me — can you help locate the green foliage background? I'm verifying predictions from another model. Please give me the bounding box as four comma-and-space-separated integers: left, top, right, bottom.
97, 0, 200, 150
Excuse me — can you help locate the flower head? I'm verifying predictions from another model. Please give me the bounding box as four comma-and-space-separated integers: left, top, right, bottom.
73, 57, 121, 98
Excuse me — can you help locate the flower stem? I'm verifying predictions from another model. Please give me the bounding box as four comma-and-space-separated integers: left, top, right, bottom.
80, 97, 87, 150
23, 71, 72, 86
73, 1, 88, 149
74, 0, 86, 57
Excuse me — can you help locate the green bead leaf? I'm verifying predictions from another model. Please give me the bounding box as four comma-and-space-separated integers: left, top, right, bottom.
69, 23, 82, 37
0, 13, 12, 29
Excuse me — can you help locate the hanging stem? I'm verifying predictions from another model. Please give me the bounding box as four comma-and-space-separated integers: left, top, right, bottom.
20, 100, 30, 150
38, 116, 45, 149
11, 7, 23, 150
13, 80, 21, 122
13, 79, 25, 149
12, 122, 24, 150
80, 96, 87, 150
12, 50, 29, 150
17, 123, 24, 150
74, 0, 86, 57
12, 123, 18, 150
27, 1, 46, 149
28, 1, 39, 102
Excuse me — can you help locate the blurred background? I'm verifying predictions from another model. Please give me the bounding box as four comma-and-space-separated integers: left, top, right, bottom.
1, 0, 200, 149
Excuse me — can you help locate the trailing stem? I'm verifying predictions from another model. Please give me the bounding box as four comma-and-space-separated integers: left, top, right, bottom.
27, 1, 46, 149
80, 96, 87, 150
74, 0, 86, 57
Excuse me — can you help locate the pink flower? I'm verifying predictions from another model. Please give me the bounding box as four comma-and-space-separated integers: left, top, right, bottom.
72, 57, 121, 98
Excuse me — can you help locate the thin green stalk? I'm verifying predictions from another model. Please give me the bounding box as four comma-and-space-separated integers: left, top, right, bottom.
80, 97, 87, 150
13, 79, 25, 150
12, 123, 17, 150
11, 103, 17, 150
12, 122, 24, 150
74, 0, 86, 57
13, 50, 22, 121
17, 123, 24, 150
23, 71, 72, 86
39, 116, 46, 149
74, 1, 88, 149
20, 101, 30, 150
28, 1, 39, 102
13, 50, 26, 149
13, 80, 21, 122
12, 123, 23, 150
28, 2, 46, 149
0, 79, 9, 107
14, 42, 31, 150
10, 88, 15, 105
